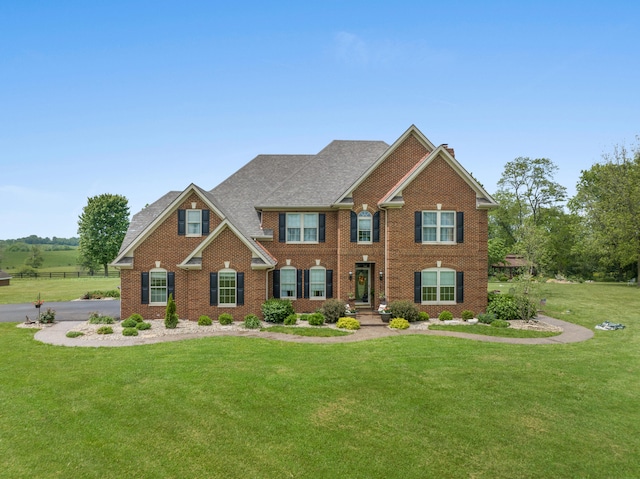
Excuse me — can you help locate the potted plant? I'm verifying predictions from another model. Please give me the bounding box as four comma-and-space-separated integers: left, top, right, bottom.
378, 304, 391, 322
345, 303, 357, 318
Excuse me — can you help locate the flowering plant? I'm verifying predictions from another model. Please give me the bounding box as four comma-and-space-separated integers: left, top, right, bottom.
33, 299, 44, 307
345, 303, 357, 314
378, 304, 390, 313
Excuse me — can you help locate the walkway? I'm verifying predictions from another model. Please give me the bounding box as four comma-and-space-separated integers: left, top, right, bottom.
32, 311, 594, 348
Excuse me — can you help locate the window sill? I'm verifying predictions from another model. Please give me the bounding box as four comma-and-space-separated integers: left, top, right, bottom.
422, 301, 456, 305
149, 302, 167, 307
421, 242, 456, 245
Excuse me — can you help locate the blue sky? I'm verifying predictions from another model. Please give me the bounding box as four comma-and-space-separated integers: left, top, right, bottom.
1, 1, 638, 239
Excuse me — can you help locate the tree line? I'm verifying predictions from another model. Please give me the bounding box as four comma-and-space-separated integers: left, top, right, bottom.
489, 138, 639, 284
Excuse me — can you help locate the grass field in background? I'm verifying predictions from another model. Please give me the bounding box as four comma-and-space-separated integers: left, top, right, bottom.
0, 277, 120, 303
0, 246, 80, 272
0, 282, 638, 478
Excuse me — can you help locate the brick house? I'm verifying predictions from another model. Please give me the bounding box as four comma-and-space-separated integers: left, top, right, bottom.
111, 125, 498, 321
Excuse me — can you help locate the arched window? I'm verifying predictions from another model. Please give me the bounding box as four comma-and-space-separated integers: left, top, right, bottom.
218, 269, 237, 306
421, 268, 456, 304
358, 211, 372, 243
280, 267, 297, 299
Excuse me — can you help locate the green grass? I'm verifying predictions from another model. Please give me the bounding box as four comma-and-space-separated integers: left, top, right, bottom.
261, 325, 351, 337
0, 277, 120, 304
428, 323, 561, 338
0, 246, 79, 272
0, 282, 639, 478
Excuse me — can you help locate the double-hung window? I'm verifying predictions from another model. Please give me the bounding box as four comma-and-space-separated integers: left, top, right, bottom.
422, 211, 455, 243
309, 267, 326, 299
421, 269, 456, 304
219, 270, 237, 306
280, 267, 296, 299
358, 211, 372, 243
187, 210, 202, 236
287, 213, 318, 243
150, 270, 168, 304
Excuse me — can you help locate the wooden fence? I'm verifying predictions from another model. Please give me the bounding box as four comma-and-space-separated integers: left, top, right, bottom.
11, 271, 121, 279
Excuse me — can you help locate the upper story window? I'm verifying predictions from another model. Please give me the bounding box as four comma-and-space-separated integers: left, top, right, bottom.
218, 269, 237, 307
422, 211, 455, 243
358, 211, 372, 243
187, 209, 202, 236
150, 269, 168, 305
421, 268, 456, 304
280, 267, 297, 299
287, 213, 318, 243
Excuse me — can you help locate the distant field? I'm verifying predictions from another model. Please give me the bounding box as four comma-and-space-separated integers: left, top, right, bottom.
0, 277, 121, 304
1, 245, 80, 272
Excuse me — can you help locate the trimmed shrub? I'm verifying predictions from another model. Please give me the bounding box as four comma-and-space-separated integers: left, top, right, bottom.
218, 313, 234, 325
336, 317, 360, 330
88, 312, 115, 324
121, 318, 137, 328
82, 289, 121, 299
389, 300, 419, 322
284, 313, 298, 325
461, 310, 475, 320
322, 298, 347, 323
478, 312, 496, 324
96, 326, 113, 335
389, 318, 410, 330
487, 293, 536, 321
418, 311, 430, 321
491, 319, 510, 328
438, 310, 453, 321
165, 293, 179, 329
39, 308, 56, 324
128, 313, 144, 323
198, 315, 213, 326
307, 312, 325, 326
66, 331, 84, 338
122, 327, 139, 336
299, 314, 309, 322
243, 314, 262, 329
136, 321, 151, 330
261, 298, 295, 323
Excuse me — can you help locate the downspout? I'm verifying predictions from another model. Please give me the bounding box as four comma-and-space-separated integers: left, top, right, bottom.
383, 207, 388, 301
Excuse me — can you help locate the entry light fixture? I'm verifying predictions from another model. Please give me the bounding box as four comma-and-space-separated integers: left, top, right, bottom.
348, 271, 353, 281
379, 271, 383, 280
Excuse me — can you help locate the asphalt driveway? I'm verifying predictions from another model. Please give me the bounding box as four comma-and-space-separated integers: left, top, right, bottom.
0, 300, 120, 322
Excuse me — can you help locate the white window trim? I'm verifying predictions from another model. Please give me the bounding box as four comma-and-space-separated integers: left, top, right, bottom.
186, 209, 202, 237
286, 213, 319, 244
357, 211, 373, 244
280, 266, 297, 300
218, 268, 237, 307
422, 211, 456, 244
421, 268, 456, 305
149, 268, 168, 306
309, 266, 326, 300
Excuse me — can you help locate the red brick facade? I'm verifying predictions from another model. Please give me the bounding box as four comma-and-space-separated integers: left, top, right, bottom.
116, 128, 495, 321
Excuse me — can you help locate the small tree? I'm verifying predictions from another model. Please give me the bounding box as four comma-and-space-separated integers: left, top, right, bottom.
510, 274, 540, 322
24, 245, 45, 269
164, 293, 178, 329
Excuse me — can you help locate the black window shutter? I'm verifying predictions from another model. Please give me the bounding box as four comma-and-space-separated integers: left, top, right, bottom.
167, 272, 175, 300
415, 211, 422, 243
237, 273, 244, 306
304, 270, 310, 299
178, 209, 186, 235
202, 209, 210, 235
350, 211, 357, 242
210, 272, 218, 306
279, 213, 286, 242
296, 269, 303, 298
414, 271, 421, 303
141, 272, 149, 304
326, 270, 333, 298
319, 214, 326, 242
373, 211, 380, 242
273, 270, 280, 298
456, 271, 464, 303
456, 212, 464, 243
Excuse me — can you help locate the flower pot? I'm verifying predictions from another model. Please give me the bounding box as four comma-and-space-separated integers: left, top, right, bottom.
379, 312, 391, 323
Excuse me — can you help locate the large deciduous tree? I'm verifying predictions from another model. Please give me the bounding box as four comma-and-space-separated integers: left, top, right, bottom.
570, 141, 640, 284
77, 194, 129, 276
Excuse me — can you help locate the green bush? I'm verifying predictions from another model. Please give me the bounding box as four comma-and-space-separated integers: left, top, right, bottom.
299, 314, 309, 322
198, 315, 212, 326
389, 300, 419, 322
96, 326, 113, 335
336, 317, 360, 330
389, 318, 410, 330
218, 313, 234, 325
477, 312, 496, 324
491, 319, 510, 328
88, 312, 115, 324
82, 289, 121, 299
461, 310, 475, 320
307, 312, 325, 326
284, 313, 298, 325
418, 311, 430, 321
136, 321, 151, 330
122, 327, 139, 336
243, 314, 262, 329
121, 318, 137, 328
38, 308, 56, 324
438, 310, 453, 321
487, 293, 536, 321
128, 313, 144, 323
322, 298, 346, 323
261, 298, 295, 323
165, 293, 179, 329
66, 331, 84, 338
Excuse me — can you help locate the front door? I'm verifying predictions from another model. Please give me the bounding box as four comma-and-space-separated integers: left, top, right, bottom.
355, 266, 370, 305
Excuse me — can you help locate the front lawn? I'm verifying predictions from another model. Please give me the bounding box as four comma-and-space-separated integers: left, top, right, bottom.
428, 323, 561, 338
0, 282, 638, 478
